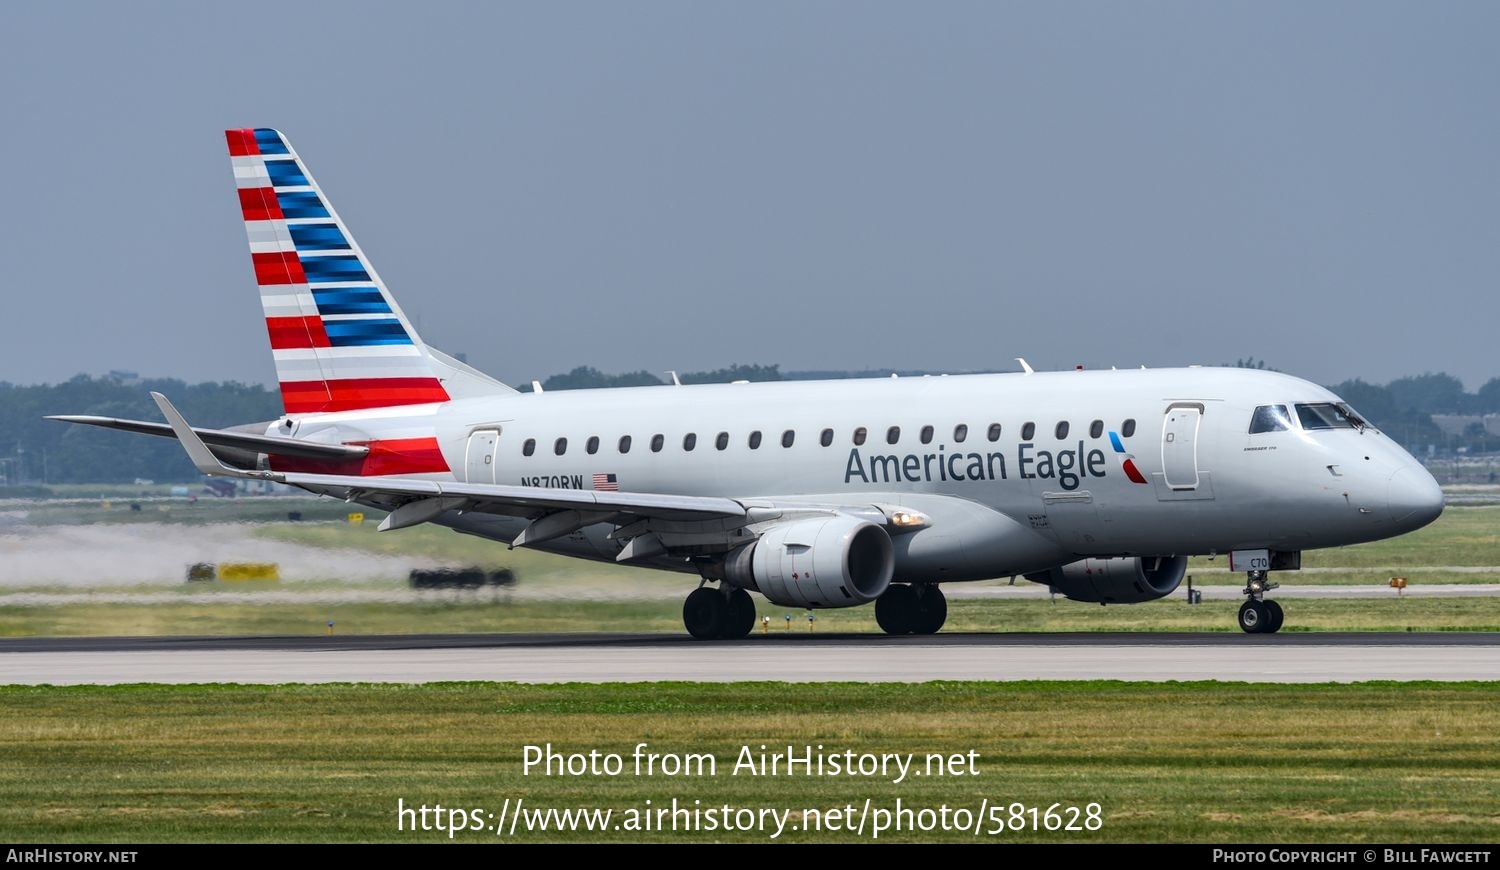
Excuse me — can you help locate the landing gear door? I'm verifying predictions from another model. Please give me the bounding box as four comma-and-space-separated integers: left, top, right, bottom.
465, 429, 500, 485
1160, 403, 1203, 490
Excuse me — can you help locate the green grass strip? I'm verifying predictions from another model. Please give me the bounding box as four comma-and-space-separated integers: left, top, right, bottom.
0, 682, 1496, 843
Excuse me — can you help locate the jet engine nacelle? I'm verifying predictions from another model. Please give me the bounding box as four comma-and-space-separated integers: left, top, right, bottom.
721, 516, 894, 608
1027, 555, 1188, 604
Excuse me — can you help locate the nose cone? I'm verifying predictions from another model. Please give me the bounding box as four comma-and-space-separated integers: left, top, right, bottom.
1388, 465, 1445, 531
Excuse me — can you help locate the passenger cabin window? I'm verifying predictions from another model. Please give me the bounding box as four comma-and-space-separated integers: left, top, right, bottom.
748, 430, 762, 449
1089, 419, 1103, 439
683, 433, 697, 451
553, 437, 567, 456
820, 428, 833, 447
650, 434, 665, 453
987, 423, 1002, 442
1296, 402, 1367, 431
1054, 421, 1069, 439
782, 430, 795, 448
920, 425, 934, 444
954, 424, 968, 443
522, 438, 536, 457
586, 436, 600, 455
1122, 419, 1136, 438
1249, 405, 1292, 434
715, 432, 729, 450
853, 427, 868, 446
886, 426, 901, 444
1021, 422, 1036, 440
618, 435, 632, 454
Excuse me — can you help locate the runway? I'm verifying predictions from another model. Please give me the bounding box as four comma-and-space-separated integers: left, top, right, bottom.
1, 632, 1496, 684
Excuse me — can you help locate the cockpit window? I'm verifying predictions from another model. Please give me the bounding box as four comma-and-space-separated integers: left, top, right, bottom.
1249, 404, 1292, 434
1295, 402, 1368, 431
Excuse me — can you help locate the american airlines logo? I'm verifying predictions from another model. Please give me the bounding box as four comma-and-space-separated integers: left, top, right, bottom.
1109, 431, 1149, 484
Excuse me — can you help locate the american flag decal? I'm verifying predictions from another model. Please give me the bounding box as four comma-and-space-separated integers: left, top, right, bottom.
592, 473, 618, 491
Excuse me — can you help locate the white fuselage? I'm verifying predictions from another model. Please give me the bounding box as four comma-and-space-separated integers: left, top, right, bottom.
284, 366, 1444, 584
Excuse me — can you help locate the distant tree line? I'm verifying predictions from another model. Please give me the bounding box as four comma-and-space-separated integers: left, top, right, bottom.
541, 364, 787, 390
0, 375, 280, 487
3, 366, 1498, 486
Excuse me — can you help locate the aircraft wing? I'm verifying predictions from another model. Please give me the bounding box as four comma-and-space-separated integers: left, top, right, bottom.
146, 393, 746, 528
46, 414, 370, 462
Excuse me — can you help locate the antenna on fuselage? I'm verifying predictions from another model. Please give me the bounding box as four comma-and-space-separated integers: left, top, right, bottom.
1016, 358, 1034, 375
531, 380, 544, 393
667, 371, 682, 386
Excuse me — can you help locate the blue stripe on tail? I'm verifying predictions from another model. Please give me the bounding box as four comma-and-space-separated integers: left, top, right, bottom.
312, 287, 391, 315
289, 223, 351, 251
323, 318, 412, 346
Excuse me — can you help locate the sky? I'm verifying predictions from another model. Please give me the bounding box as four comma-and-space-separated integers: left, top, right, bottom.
1, 2, 1495, 391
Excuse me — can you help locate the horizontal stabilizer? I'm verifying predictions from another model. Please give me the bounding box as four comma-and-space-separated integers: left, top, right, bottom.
46, 414, 369, 462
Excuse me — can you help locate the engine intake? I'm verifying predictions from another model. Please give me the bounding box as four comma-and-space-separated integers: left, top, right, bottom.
720, 516, 894, 608
1026, 555, 1188, 604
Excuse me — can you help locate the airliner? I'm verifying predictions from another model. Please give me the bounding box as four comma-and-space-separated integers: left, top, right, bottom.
51, 128, 1446, 638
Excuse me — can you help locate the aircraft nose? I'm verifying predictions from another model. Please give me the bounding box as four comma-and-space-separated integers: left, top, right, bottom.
1388, 464, 1444, 531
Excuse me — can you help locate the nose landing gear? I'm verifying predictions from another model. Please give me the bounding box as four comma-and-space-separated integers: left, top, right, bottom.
1238, 570, 1284, 634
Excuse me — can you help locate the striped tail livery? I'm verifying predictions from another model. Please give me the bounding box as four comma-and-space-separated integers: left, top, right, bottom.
226, 128, 453, 415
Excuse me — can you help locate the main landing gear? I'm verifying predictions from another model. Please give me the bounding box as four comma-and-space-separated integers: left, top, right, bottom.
875, 584, 947, 636
683, 585, 757, 640
1237, 570, 1284, 634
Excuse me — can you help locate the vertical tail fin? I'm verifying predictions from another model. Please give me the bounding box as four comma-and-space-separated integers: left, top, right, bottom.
226, 128, 456, 414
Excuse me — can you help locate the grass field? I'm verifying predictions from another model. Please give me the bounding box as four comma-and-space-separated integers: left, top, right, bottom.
0, 682, 1495, 843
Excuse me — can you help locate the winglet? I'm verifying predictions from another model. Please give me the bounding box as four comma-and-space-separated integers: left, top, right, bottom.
151, 392, 279, 481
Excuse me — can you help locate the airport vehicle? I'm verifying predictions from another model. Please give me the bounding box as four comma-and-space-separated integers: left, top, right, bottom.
51, 129, 1445, 638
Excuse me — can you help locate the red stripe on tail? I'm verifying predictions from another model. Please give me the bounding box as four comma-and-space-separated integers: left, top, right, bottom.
269, 437, 451, 476
280, 378, 451, 414
239, 188, 283, 221
225, 129, 260, 157
265, 316, 331, 349
252, 252, 307, 285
